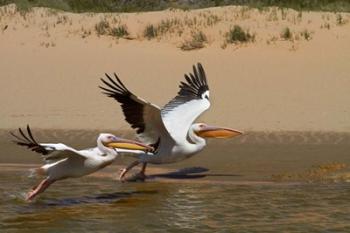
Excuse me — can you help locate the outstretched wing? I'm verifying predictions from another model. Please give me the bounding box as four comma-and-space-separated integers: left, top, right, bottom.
10, 125, 86, 162
99, 73, 172, 146
161, 63, 210, 143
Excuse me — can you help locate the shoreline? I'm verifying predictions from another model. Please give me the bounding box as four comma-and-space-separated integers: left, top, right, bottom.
2, 129, 350, 146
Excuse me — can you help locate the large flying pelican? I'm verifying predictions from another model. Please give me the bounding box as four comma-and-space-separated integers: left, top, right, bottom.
11, 125, 152, 200
99, 63, 242, 181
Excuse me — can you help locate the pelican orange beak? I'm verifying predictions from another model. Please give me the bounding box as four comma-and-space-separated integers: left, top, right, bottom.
106, 137, 154, 152
196, 126, 243, 139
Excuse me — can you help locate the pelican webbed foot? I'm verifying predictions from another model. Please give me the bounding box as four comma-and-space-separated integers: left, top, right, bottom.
123, 171, 147, 182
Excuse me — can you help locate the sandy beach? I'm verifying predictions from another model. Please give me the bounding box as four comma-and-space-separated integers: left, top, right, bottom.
0, 4, 349, 132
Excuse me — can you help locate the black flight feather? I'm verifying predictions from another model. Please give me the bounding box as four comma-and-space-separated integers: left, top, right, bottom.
10, 125, 49, 155
99, 74, 146, 134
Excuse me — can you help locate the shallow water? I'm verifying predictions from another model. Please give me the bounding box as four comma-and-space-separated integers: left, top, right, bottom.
1, 131, 350, 232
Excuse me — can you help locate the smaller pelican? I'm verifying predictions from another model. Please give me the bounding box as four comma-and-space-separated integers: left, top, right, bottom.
11, 125, 153, 201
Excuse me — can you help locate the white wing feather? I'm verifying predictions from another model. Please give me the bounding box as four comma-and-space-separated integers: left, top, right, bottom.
160, 63, 210, 143
39, 143, 89, 162
161, 99, 210, 143
10, 126, 90, 164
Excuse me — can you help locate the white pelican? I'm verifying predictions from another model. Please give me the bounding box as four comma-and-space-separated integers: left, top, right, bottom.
99, 63, 242, 181
11, 125, 153, 200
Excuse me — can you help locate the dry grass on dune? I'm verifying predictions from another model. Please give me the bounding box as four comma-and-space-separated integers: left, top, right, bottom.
0, 4, 349, 132
0, 4, 349, 51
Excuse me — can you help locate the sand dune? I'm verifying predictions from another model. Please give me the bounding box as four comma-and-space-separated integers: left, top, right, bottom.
0, 4, 349, 132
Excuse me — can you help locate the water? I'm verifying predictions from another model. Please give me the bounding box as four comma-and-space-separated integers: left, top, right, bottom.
1, 130, 350, 232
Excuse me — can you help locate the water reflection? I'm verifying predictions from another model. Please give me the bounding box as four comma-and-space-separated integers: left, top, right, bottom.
41, 190, 158, 207
1, 132, 350, 232
1, 169, 350, 232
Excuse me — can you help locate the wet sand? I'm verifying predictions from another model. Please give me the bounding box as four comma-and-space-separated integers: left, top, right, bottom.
2, 129, 350, 183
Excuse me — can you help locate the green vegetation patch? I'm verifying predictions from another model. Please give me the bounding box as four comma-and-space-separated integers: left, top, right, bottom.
110, 25, 129, 38
143, 24, 158, 39
225, 25, 254, 44
1, 0, 350, 13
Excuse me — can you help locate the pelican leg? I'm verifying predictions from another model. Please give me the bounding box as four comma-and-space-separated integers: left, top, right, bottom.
123, 162, 148, 182
140, 162, 147, 177
136, 162, 147, 181
31, 184, 39, 191
26, 178, 54, 201
119, 160, 140, 181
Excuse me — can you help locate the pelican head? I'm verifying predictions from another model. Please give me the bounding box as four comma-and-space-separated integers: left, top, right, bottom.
98, 133, 153, 152
193, 123, 243, 139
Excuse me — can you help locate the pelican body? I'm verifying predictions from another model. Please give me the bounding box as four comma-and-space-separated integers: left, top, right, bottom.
138, 123, 236, 164
100, 63, 242, 180
11, 125, 152, 200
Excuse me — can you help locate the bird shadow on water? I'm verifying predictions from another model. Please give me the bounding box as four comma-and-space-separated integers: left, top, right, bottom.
2, 190, 158, 226
27, 190, 158, 208
147, 167, 242, 179
19, 167, 241, 209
